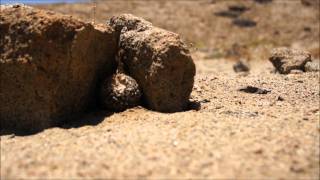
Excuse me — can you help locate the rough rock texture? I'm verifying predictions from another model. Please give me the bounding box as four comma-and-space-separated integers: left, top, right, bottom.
109, 14, 196, 112
100, 73, 141, 112
0, 5, 117, 132
269, 47, 311, 74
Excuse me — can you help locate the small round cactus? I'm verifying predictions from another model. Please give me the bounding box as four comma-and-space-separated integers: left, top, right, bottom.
100, 73, 141, 112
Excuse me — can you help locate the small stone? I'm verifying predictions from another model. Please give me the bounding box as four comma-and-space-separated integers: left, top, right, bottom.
214, 4, 249, 19
305, 61, 320, 72
302, 117, 309, 121
277, 96, 284, 101
239, 86, 271, 94
200, 99, 211, 103
228, 4, 250, 13
100, 73, 141, 112
303, 26, 312, 32
233, 60, 250, 73
232, 18, 257, 28
173, 141, 179, 146
269, 47, 311, 74
254, 0, 273, 4
214, 10, 241, 19
253, 148, 264, 154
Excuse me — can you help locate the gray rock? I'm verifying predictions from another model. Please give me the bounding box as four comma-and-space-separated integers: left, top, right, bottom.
0, 5, 117, 132
269, 47, 311, 74
109, 14, 196, 112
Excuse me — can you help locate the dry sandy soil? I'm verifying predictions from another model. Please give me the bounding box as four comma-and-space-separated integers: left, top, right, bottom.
1, 0, 320, 179
35, 0, 320, 60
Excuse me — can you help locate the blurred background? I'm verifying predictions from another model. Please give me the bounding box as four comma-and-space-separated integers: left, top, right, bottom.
1, 0, 87, 4
2, 0, 319, 61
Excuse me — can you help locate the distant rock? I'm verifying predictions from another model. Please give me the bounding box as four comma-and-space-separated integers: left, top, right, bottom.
239, 86, 271, 94
233, 60, 250, 73
232, 18, 257, 28
214, 10, 241, 19
214, 4, 249, 19
228, 4, 250, 13
109, 14, 196, 112
100, 73, 141, 112
269, 47, 312, 74
0, 5, 117, 132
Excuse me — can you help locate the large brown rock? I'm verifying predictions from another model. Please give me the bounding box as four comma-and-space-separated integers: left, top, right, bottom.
0, 5, 117, 132
109, 14, 196, 112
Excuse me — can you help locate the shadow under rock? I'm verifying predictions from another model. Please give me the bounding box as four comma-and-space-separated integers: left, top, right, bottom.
0, 129, 41, 136
185, 100, 202, 111
0, 111, 114, 136
59, 110, 114, 129
1, 99, 199, 136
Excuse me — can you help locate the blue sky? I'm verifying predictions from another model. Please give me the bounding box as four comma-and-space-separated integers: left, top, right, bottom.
0, 0, 87, 4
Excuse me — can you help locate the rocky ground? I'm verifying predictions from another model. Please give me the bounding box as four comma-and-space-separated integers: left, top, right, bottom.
1, 0, 320, 179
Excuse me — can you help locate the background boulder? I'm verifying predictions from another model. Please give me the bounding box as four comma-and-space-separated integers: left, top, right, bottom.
0, 5, 117, 132
269, 47, 311, 74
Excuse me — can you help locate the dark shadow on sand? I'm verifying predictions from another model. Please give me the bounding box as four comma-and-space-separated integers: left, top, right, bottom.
186, 100, 202, 111
59, 110, 114, 129
0, 110, 114, 136
0, 98, 200, 136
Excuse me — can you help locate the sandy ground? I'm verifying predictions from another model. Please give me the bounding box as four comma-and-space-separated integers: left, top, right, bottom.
1, 58, 319, 179
1, 0, 320, 179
